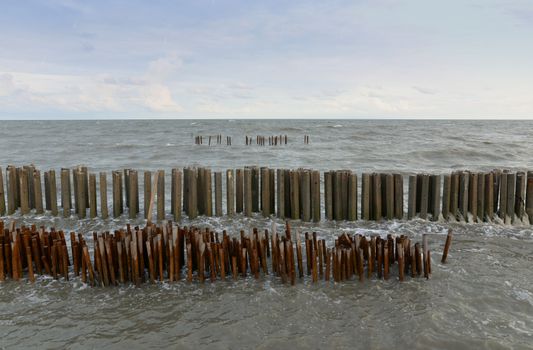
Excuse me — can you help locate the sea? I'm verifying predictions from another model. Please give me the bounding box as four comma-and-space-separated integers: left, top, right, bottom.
0, 119, 532, 349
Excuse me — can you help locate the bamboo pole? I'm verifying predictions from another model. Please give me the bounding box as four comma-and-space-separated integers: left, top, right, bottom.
76, 169, 86, 218
325, 171, 333, 221
385, 173, 394, 220
506, 172, 515, 224
173, 169, 182, 221
49, 170, 58, 216
60, 168, 71, 217
19, 168, 29, 215
442, 174, 451, 221
215, 171, 222, 217
431, 174, 441, 221
300, 170, 310, 221
226, 169, 234, 217
348, 172, 357, 221
0, 167, 5, 216
100, 172, 108, 219
441, 229, 453, 263
157, 170, 165, 221
244, 168, 252, 217
89, 173, 97, 218
290, 170, 300, 220
394, 173, 403, 220
261, 167, 271, 217
236, 169, 243, 214
128, 170, 138, 219
311, 170, 321, 222
33, 169, 43, 214
362, 173, 371, 220
144, 171, 151, 219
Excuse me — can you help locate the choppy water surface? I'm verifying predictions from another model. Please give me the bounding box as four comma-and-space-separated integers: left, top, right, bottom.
1, 120, 533, 349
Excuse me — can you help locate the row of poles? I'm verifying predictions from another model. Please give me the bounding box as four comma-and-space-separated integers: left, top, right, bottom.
0, 220, 453, 286
194, 135, 232, 145
1, 165, 532, 225
245, 135, 289, 146
194, 135, 294, 146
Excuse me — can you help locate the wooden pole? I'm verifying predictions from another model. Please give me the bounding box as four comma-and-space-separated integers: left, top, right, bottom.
290, 170, 300, 220
89, 173, 97, 218
469, 172, 478, 223
515, 171, 526, 221
499, 170, 507, 221
76, 169, 86, 218
7, 166, 17, 215
236, 169, 243, 214
385, 173, 394, 220
204, 168, 212, 217
459, 171, 469, 221
215, 171, 222, 217
188, 168, 198, 219
341, 171, 349, 220
450, 171, 460, 220
431, 174, 441, 221
333, 171, 342, 220
242, 169, 253, 219
485, 172, 494, 221
19, 167, 30, 215
441, 229, 453, 263
300, 170, 310, 221
269, 168, 275, 214
261, 167, 271, 217
112, 171, 121, 218
506, 172, 515, 224
347, 172, 357, 221
173, 169, 182, 221
146, 171, 159, 225
325, 171, 333, 221
49, 169, 58, 216
33, 169, 43, 214
99, 172, 108, 219
60, 168, 71, 217
394, 173, 403, 220
226, 169, 235, 217
277, 169, 285, 219
362, 173, 371, 220
72, 168, 78, 213
129, 170, 138, 219
144, 170, 151, 219
419, 174, 429, 220
476, 172, 485, 222
251, 166, 259, 212
0, 166, 5, 216
157, 170, 165, 221
372, 173, 382, 220
526, 171, 533, 222
436, 175, 449, 223
311, 170, 321, 222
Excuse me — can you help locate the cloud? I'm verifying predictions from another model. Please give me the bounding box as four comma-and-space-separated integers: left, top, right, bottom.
146, 53, 183, 83
142, 85, 183, 112
412, 86, 437, 95
0, 74, 16, 96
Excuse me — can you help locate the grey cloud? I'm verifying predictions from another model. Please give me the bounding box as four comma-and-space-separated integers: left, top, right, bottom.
412, 86, 437, 95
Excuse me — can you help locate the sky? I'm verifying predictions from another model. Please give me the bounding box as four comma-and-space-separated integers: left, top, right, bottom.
0, 0, 532, 119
